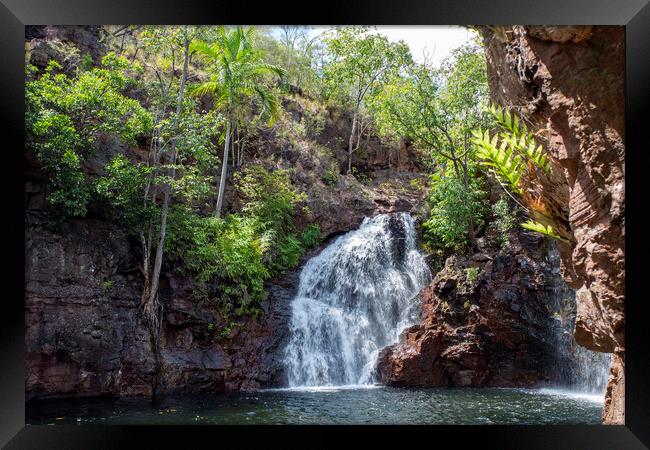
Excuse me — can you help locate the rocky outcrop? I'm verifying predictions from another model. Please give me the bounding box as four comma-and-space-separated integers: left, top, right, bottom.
378, 231, 584, 388
315, 108, 425, 175
479, 26, 625, 424
24, 218, 301, 399
26, 26, 107, 74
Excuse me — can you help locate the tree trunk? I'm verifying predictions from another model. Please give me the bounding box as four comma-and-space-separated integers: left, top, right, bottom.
347, 106, 358, 174
147, 34, 190, 310
215, 118, 231, 218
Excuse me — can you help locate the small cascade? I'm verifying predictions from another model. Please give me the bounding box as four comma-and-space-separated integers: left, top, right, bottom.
569, 344, 611, 394
284, 213, 431, 387
545, 243, 611, 395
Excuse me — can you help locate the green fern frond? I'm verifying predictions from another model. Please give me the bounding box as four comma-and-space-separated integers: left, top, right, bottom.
520, 220, 561, 239
472, 129, 524, 195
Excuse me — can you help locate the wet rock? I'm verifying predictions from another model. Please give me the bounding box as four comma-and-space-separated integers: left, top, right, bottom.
378, 232, 582, 389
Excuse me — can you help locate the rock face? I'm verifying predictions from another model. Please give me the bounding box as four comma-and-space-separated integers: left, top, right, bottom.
315, 108, 425, 175
378, 231, 581, 388
24, 218, 300, 399
26, 26, 107, 74
479, 26, 624, 424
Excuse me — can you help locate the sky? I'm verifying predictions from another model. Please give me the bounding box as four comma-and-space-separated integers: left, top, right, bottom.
307, 26, 477, 66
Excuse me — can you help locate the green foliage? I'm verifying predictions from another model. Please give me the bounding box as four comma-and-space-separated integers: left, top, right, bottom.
79, 53, 94, 71
190, 26, 286, 127
371, 39, 488, 170
323, 168, 339, 185
164, 165, 312, 319
95, 155, 157, 230
422, 170, 487, 252
253, 26, 327, 100
473, 104, 564, 241
465, 267, 479, 284
26, 54, 151, 219
521, 220, 562, 240
300, 224, 322, 249
350, 166, 371, 185
234, 165, 307, 274
472, 129, 525, 195
473, 104, 550, 195
101, 279, 114, 291
491, 195, 518, 247
235, 166, 305, 230
165, 206, 269, 316
485, 103, 550, 175
322, 27, 412, 108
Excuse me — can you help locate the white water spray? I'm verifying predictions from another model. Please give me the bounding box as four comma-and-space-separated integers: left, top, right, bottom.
284, 213, 431, 387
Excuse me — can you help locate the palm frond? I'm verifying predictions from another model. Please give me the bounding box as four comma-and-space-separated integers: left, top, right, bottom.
190, 40, 221, 63
189, 80, 221, 98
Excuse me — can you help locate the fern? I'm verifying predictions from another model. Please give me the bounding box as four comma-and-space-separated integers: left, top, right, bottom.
471, 129, 524, 195
485, 103, 551, 175
474, 104, 564, 242
521, 220, 562, 240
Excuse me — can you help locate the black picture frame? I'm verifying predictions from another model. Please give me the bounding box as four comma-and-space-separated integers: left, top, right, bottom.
3, 0, 649, 448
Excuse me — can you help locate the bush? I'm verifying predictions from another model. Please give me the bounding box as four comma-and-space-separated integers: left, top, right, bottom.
422, 170, 487, 252
300, 224, 322, 249
165, 206, 269, 317
164, 166, 315, 320
322, 167, 339, 186
96, 155, 157, 230
25, 55, 151, 220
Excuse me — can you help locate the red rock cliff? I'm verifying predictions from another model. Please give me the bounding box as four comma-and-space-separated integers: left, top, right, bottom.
479, 25, 625, 424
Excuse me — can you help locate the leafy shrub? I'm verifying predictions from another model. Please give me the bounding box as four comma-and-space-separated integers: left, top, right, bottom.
323, 168, 339, 186
422, 170, 487, 252
234, 165, 308, 274
25, 54, 151, 220
165, 206, 269, 316
96, 155, 157, 230
300, 224, 322, 249
164, 166, 314, 320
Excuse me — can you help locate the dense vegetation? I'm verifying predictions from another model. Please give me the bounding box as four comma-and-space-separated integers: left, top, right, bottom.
26, 25, 557, 339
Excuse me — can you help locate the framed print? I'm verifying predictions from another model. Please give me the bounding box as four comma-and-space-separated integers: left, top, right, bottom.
2, 0, 648, 447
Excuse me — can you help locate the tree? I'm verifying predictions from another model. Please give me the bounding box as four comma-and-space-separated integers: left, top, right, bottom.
371, 38, 489, 248
190, 26, 285, 217
96, 27, 221, 396
323, 27, 412, 173
144, 26, 191, 344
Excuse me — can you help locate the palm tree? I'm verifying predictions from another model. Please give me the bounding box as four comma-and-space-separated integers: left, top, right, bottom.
191, 26, 285, 217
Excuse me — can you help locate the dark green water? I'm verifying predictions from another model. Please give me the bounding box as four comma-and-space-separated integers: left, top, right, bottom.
26, 386, 604, 425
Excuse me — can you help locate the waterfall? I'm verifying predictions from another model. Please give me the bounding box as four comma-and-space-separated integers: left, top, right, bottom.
284, 213, 431, 387
543, 243, 611, 396
570, 344, 611, 394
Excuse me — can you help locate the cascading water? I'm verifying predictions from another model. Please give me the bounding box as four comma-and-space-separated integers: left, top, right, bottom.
545, 244, 611, 396
284, 213, 431, 387
569, 343, 611, 394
